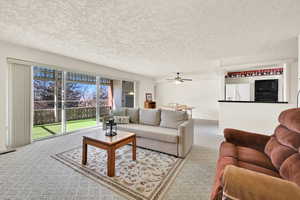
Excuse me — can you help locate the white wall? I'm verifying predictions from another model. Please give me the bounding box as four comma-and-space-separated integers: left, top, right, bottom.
136, 80, 156, 108
156, 78, 219, 120
299, 35, 300, 92
219, 103, 295, 135
219, 61, 298, 135
0, 41, 155, 151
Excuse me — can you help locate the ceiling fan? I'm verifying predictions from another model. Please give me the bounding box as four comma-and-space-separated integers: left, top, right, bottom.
166, 72, 192, 84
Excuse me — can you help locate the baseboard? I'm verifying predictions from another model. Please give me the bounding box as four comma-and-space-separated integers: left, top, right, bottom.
193, 118, 219, 125
0, 148, 16, 155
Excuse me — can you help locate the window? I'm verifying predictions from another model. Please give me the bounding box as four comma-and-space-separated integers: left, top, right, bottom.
122, 81, 135, 108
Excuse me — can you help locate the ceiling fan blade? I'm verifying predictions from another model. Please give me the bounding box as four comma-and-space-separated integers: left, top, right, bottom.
181, 79, 192, 81
166, 78, 175, 80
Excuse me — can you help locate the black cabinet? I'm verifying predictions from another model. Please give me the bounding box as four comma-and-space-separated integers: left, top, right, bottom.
255, 79, 278, 102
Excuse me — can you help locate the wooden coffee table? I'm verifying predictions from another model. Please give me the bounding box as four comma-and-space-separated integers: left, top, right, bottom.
82, 131, 136, 177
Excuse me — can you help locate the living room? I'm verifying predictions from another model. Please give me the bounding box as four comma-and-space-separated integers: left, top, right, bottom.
1, 1, 300, 200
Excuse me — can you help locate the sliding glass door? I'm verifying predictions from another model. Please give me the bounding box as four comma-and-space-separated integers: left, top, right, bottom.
32, 66, 136, 141
32, 68, 98, 140
32, 67, 63, 140
99, 78, 113, 124
65, 72, 97, 132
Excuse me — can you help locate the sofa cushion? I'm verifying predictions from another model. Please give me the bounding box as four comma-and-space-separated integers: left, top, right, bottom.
127, 108, 139, 123
265, 136, 296, 170
237, 161, 280, 178
279, 108, 300, 133
274, 125, 300, 151
219, 142, 276, 171
118, 123, 178, 143
237, 146, 276, 171
279, 153, 300, 186
139, 109, 161, 126
160, 109, 188, 129
112, 108, 127, 116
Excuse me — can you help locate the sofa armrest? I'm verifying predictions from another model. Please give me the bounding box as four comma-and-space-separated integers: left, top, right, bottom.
224, 128, 270, 152
178, 119, 194, 157
222, 165, 300, 200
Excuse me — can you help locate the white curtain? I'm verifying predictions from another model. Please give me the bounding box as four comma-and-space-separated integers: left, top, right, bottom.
8, 63, 32, 147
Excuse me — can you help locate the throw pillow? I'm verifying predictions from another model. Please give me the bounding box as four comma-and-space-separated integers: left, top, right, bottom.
127, 108, 139, 123
160, 109, 188, 129
139, 109, 161, 126
113, 116, 130, 124
111, 108, 127, 116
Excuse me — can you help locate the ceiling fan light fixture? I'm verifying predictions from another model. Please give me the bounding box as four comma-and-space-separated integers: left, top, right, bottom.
175, 80, 182, 85
167, 72, 192, 84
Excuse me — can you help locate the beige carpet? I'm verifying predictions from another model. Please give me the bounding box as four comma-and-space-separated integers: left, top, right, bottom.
0, 122, 220, 200
53, 145, 186, 200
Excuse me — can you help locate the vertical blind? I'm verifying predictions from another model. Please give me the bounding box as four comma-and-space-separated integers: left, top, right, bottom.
9, 63, 32, 147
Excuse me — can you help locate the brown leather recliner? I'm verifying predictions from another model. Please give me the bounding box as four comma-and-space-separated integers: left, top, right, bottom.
211, 108, 300, 200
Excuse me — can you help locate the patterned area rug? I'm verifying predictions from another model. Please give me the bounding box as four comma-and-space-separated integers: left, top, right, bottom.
52, 145, 186, 200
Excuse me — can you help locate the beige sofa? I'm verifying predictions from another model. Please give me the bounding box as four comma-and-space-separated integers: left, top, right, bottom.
112, 108, 194, 158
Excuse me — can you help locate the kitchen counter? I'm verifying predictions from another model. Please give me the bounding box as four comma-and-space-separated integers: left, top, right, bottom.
218, 100, 288, 104
218, 101, 294, 135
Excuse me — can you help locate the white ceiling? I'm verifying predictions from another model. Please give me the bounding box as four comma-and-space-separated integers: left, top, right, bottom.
0, 0, 299, 78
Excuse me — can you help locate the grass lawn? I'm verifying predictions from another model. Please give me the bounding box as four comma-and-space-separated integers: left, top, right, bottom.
66, 118, 97, 132
32, 118, 97, 140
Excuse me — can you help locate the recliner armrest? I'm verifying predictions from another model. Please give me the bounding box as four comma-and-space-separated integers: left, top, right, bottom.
222, 165, 300, 200
224, 128, 270, 152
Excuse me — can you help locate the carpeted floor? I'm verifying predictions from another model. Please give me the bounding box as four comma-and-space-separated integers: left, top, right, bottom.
0, 120, 222, 200
53, 145, 185, 200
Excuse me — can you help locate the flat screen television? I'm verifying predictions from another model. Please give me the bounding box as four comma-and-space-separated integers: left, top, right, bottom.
255, 79, 278, 102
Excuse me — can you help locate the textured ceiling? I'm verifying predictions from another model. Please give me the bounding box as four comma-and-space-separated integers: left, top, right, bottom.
0, 0, 299, 78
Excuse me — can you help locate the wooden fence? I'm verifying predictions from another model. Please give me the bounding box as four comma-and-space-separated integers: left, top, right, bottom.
34, 106, 110, 125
